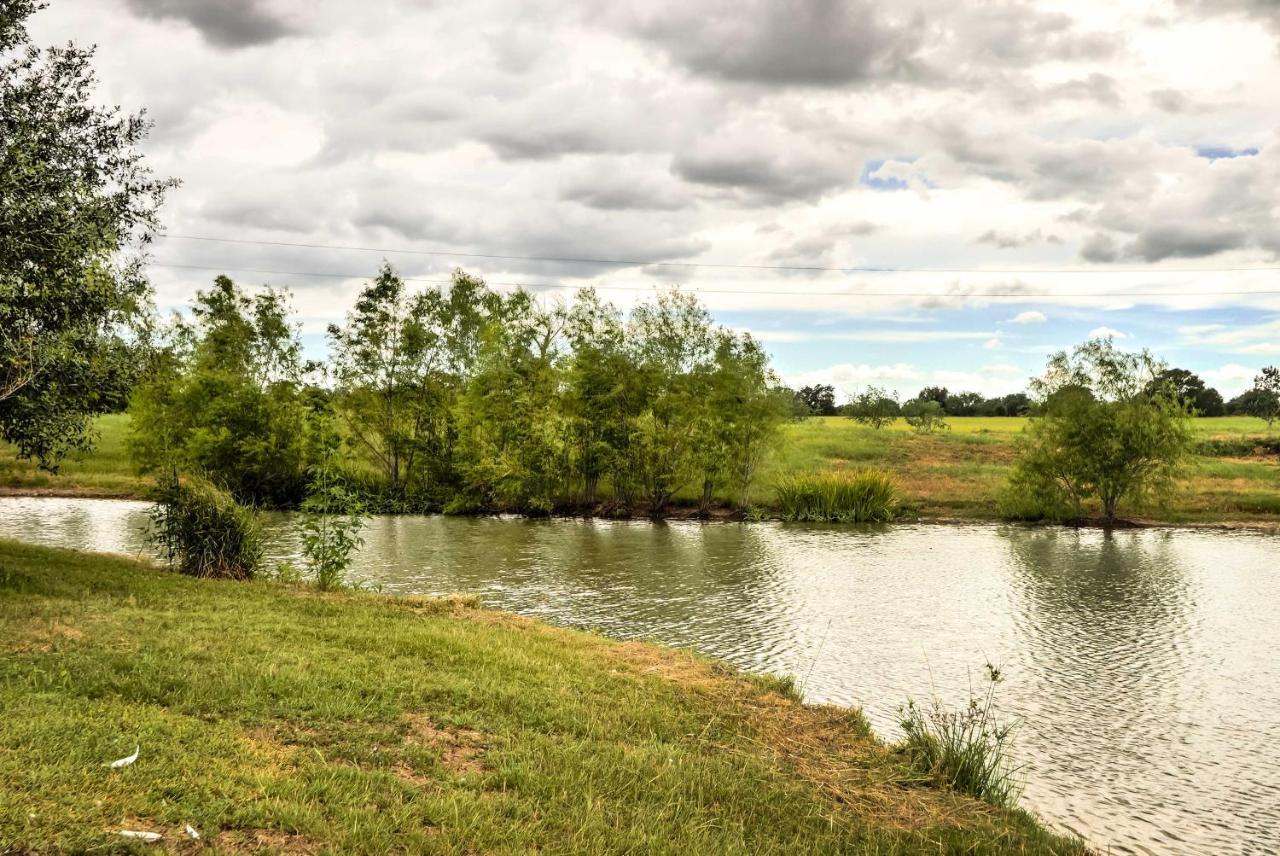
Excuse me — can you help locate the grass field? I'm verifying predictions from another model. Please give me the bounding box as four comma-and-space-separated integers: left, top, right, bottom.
752, 416, 1280, 522
0, 540, 1084, 854
2, 413, 1277, 523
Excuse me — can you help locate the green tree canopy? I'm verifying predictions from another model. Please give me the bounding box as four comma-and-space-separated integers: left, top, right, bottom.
1, 2, 174, 466
128, 277, 310, 507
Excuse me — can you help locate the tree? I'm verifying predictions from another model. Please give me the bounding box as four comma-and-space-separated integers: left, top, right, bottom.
327, 266, 499, 502
902, 399, 948, 433
915, 386, 949, 411
1246, 367, 1280, 427
692, 331, 786, 511
946, 391, 984, 417
796, 384, 837, 416
1145, 368, 1225, 417
1006, 338, 1193, 522
453, 292, 569, 513
975, 393, 1031, 417
625, 289, 716, 516
128, 277, 311, 506
0, 2, 175, 466
847, 386, 900, 429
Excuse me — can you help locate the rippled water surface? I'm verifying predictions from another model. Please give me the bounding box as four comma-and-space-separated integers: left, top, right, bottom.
2, 497, 1278, 854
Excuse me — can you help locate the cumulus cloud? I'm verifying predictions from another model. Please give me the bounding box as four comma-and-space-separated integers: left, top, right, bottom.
1009, 311, 1048, 324
1088, 326, 1128, 339
19, 0, 1279, 392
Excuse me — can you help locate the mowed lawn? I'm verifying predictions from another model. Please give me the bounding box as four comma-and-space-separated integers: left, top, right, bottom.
0, 540, 1085, 855
2, 413, 1277, 523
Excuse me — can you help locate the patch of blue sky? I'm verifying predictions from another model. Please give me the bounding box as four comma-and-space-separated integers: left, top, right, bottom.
1194, 145, 1259, 160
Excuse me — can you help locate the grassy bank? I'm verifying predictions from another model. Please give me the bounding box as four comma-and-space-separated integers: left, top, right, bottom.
0, 541, 1083, 854
3, 413, 1277, 524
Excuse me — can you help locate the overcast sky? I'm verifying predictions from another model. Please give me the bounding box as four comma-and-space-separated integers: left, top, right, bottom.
29, 0, 1280, 398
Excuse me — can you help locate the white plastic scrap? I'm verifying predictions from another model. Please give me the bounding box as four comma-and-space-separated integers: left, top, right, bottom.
117, 830, 162, 842
109, 746, 139, 769
185, 824, 201, 840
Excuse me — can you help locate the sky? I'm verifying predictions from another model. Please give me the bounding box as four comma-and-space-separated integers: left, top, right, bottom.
27, 0, 1280, 400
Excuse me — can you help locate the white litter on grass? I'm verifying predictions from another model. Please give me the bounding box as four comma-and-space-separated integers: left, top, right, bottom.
117, 830, 162, 842
109, 746, 139, 768
185, 824, 200, 840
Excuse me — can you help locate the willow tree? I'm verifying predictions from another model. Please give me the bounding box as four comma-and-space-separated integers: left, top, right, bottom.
1006, 338, 1193, 522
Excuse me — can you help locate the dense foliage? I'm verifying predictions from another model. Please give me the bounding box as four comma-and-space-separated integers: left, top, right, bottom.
902, 398, 948, 434
0, 2, 174, 467
129, 276, 312, 507
1004, 339, 1193, 522
130, 269, 790, 516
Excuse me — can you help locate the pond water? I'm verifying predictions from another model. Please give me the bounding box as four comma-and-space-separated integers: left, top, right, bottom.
2, 496, 1278, 854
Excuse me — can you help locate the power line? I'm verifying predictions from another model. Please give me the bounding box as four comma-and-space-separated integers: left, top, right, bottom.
155, 233, 1280, 275
149, 261, 1280, 299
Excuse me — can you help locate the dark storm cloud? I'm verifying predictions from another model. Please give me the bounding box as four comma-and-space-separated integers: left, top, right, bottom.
1079, 232, 1119, 263
124, 0, 297, 48
626, 0, 929, 87
1125, 223, 1249, 261
671, 148, 855, 203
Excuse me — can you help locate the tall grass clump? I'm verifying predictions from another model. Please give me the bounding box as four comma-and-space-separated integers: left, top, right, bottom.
148, 472, 262, 580
774, 469, 900, 522
898, 664, 1022, 808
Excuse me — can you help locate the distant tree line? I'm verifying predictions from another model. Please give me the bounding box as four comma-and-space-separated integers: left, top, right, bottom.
788, 367, 1280, 423
128, 268, 792, 515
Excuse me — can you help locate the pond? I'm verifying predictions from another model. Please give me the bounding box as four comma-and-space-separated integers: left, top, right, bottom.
2, 496, 1277, 854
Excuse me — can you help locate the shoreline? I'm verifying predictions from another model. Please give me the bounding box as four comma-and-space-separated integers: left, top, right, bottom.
4, 485, 1277, 535
0, 539, 1087, 854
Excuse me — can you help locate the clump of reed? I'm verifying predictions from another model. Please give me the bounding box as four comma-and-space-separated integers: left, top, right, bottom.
898, 663, 1022, 808
774, 469, 900, 522
148, 472, 263, 580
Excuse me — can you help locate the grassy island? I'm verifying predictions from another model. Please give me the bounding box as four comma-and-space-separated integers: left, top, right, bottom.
0, 540, 1084, 854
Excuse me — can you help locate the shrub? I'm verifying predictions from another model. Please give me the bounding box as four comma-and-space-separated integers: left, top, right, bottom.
774, 469, 900, 522
898, 663, 1022, 808
902, 399, 948, 434
299, 409, 371, 591
149, 473, 262, 580
847, 386, 900, 430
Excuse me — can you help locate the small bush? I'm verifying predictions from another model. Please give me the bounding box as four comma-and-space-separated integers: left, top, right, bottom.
149, 473, 262, 580
1194, 437, 1280, 457
898, 664, 1022, 808
774, 469, 900, 522
902, 399, 948, 434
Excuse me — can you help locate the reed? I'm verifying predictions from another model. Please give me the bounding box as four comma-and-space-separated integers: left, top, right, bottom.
148, 473, 262, 580
898, 664, 1022, 808
774, 469, 900, 522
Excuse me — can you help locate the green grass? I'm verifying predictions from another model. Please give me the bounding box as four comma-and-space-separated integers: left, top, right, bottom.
3, 413, 1277, 524
0, 541, 1084, 854
0, 413, 145, 497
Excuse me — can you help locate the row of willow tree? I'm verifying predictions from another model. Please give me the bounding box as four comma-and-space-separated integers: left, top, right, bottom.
129, 267, 792, 515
